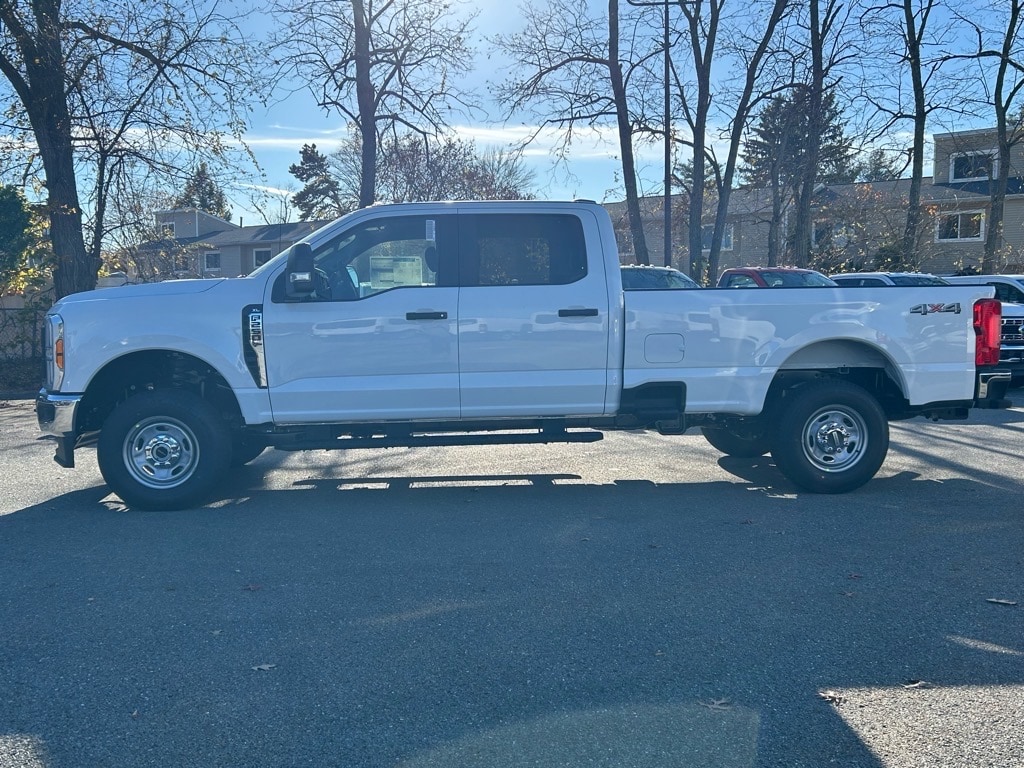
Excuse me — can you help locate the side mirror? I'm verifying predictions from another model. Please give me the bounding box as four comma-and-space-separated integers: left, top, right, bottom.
285, 243, 315, 299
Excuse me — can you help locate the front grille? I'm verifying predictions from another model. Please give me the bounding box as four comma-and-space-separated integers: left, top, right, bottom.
1001, 317, 1024, 343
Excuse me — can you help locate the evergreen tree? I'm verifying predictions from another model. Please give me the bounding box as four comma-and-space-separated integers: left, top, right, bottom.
856, 148, 903, 182
289, 143, 349, 221
173, 163, 232, 222
741, 87, 856, 264
741, 87, 856, 193
0, 186, 34, 289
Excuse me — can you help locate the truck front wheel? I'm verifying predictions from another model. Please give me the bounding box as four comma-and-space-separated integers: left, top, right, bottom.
97, 390, 232, 510
769, 381, 888, 494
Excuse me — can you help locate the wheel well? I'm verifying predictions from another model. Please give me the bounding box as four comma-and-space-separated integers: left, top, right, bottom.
767, 368, 909, 419
76, 350, 243, 434
771, 338, 911, 416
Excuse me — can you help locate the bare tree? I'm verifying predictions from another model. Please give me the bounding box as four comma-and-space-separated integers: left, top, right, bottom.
373, 134, 535, 202
672, 0, 723, 280
289, 131, 534, 218
689, 0, 794, 282
274, 0, 478, 209
790, 0, 859, 267
0, 0, 263, 298
859, 0, 964, 265
493, 0, 661, 265
955, 0, 1024, 272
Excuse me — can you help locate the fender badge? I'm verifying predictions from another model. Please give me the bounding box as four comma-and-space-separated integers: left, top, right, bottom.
910, 302, 961, 315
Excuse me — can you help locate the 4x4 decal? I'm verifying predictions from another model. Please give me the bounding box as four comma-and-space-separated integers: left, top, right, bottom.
910, 302, 961, 315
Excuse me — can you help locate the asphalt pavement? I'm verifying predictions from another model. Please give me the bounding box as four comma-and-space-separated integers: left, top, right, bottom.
1, 394, 1022, 768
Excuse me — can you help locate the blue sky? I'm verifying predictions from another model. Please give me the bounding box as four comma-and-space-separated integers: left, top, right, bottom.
229, 0, 669, 225
233, 84, 665, 226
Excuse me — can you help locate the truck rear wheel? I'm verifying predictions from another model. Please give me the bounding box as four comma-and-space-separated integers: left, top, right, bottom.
701, 425, 771, 458
769, 381, 888, 494
97, 390, 231, 510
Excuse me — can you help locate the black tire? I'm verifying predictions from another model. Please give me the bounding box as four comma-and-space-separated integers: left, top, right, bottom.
769, 381, 889, 494
97, 389, 232, 510
701, 426, 771, 458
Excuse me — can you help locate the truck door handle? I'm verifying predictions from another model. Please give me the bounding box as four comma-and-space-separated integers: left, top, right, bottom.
558, 308, 599, 317
406, 311, 448, 320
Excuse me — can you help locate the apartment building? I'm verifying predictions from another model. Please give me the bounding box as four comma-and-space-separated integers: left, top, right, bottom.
606, 127, 1024, 279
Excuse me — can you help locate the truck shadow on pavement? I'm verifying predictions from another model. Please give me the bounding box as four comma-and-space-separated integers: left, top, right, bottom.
3, 471, 1023, 768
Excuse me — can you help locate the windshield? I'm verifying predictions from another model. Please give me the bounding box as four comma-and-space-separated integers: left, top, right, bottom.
890, 275, 949, 286
763, 270, 836, 287
621, 267, 700, 290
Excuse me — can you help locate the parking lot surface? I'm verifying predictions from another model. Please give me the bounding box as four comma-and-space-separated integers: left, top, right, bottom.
1, 395, 1022, 767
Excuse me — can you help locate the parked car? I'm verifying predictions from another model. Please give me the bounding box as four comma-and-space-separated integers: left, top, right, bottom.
830, 272, 949, 287
943, 275, 1024, 384
943, 274, 1024, 304
717, 266, 837, 288
621, 264, 701, 290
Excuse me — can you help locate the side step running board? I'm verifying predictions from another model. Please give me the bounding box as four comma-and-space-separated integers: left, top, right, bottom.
274, 429, 605, 452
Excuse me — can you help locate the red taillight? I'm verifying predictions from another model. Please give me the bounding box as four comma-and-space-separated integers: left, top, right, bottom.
974, 298, 1001, 366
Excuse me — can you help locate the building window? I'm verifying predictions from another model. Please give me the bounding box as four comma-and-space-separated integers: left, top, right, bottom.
254, 248, 272, 267
936, 211, 984, 242
160, 222, 175, 238
174, 253, 191, 273
950, 151, 996, 183
812, 221, 850, 249
204, 251, 221, 272
701, 223, 733, 251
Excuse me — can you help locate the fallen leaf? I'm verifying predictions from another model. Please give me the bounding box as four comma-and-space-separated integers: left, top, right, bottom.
986, 598, 1018, 606
847, 573, 862, 580
242, 584, 262, 592
251, 663, 276, 671
130, 710, 139, 719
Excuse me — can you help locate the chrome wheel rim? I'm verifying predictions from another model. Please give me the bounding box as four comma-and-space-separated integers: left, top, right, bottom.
123, 416, 199, 489
800, 405, 867, 473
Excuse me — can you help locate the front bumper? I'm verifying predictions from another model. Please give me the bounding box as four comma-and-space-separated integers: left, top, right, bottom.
36, 389, 82, 468
997, 346, 1024, 380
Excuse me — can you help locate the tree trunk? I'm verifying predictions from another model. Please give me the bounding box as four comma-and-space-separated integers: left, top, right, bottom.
900, 0, 927, 265
983, 0, 1021, 274
985, 120, 1009, 274
707, 0, 790, 283
768, 176, 783, 266
608, 0, 651, 265
791, 0, 825, 268
12, 0, 92, 299
351, 0, 378, 208
683, 1, 718, 283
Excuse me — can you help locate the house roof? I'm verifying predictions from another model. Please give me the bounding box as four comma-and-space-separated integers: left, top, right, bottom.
140, 219, 332, 252
194, 220, 331, 248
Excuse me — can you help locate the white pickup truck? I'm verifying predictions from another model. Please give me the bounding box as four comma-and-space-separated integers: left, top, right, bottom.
37, 201, 1010, 510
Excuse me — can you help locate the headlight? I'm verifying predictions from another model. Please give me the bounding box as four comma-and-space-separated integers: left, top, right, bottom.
45, 313, 65, 390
